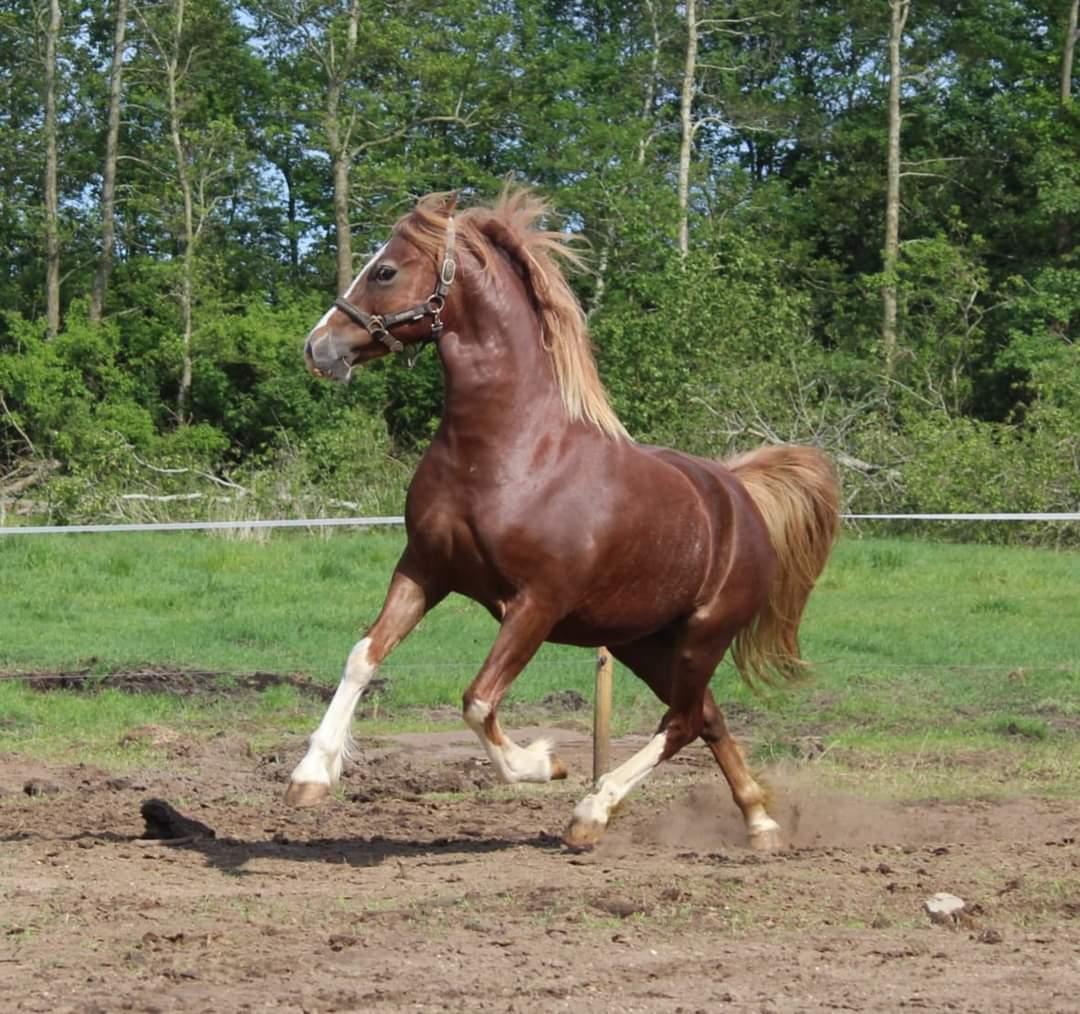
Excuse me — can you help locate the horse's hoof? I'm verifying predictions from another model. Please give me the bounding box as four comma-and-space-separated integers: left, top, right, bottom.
285, 781, 329, 807
563, 817, 605, 850
549, 754, 569, 780
748, 825, 783, 852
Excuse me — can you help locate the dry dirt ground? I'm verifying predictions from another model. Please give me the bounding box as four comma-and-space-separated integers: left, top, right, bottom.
1, 721, 1078, 1013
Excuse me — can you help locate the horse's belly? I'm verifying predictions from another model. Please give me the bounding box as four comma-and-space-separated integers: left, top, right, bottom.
548, 596, 691, 652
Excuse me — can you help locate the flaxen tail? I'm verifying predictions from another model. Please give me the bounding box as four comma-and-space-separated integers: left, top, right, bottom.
725, 445, 840, 688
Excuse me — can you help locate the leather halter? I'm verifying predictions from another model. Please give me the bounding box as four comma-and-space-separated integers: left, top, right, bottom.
333, 218, 457, 356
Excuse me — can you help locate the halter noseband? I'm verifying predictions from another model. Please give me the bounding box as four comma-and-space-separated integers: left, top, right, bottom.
332, 218, 457, 357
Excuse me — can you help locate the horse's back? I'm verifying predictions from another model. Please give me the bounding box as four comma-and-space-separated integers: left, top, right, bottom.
535, 439, 777, 644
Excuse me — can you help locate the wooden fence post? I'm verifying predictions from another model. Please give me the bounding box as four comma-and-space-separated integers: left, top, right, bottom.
593, 646, 613, 784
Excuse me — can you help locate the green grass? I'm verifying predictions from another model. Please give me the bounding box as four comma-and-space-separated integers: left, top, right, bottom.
1, 529, 1077, 794
0, 528, 605, 710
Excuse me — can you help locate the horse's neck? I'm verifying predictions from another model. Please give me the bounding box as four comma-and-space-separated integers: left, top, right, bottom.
437, 329, 565, 445
436, 282, 568, 450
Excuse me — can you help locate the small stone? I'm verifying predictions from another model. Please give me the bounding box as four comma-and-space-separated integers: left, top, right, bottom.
977, 928, 1003, 944
924, 892, 966, 925
105, 777, 137, 791
591, 896, 648, 919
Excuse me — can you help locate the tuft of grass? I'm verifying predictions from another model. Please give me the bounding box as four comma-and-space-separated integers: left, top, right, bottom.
971, 597, 1021, 615
986, 715, 1050, 741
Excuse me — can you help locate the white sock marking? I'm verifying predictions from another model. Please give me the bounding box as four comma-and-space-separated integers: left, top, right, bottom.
464, 699, 556, 783
572, 731, 668, 827
289, 637, 376, 787
747, 811, 781, 836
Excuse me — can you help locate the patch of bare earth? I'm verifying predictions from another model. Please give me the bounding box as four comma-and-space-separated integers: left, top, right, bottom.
1, 727, 1078, 1013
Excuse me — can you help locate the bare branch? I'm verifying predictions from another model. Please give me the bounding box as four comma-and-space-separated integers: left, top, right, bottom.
0, 393, 37, 457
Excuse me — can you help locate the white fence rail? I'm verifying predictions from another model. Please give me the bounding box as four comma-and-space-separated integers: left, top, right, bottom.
0, 512, 1077, 536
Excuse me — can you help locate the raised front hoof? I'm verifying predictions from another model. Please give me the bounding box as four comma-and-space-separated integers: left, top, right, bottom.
747, 824, 783, 852
562, 817, 606, 851
285, 780, 330, 808
549, 754, 569, 781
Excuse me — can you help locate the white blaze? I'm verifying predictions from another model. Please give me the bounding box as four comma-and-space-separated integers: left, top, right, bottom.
309, 243, 389, 335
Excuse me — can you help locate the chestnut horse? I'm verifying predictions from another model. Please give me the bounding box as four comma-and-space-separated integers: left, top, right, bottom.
289, 188, 839, 850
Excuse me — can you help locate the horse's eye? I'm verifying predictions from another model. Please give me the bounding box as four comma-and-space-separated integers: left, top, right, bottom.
373, 264, 397, 283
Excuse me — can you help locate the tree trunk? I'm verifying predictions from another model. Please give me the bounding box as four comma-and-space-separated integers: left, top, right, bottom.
329, 92, 353, 295
43, 0, 62, 338
283, 161, 299, 277
163, 0, 194, 421
882, 0, 909, 378
327, 0, 361, 295
1061, 0, 1078, 107
638, 0, 660, 166
332, 154, 351, 293
90, 0, 128, 324
1057, 0, 1078, 254
677, 0, 698, 258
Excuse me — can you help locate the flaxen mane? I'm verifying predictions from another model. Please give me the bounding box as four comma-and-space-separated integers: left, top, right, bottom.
397, 188, 629, 441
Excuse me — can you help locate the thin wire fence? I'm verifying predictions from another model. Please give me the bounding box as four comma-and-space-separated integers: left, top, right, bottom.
1, 511, 1078, 535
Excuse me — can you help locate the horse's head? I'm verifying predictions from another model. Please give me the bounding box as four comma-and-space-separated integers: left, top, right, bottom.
305, 195, 458, 381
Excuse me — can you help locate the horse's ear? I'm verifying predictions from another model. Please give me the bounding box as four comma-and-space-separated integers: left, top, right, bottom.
444, 191, 458, 215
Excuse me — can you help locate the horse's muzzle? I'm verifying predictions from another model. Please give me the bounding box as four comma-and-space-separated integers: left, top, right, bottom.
305, 334, 354, 383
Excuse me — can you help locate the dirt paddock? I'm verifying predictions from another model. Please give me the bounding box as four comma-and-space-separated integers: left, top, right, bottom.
2, 723, 1078, 1013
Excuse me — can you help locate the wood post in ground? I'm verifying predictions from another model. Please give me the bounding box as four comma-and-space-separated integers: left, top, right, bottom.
593, 646, 613, 784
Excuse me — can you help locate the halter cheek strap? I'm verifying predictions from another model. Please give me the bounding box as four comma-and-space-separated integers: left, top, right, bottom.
333, 217, 457, 357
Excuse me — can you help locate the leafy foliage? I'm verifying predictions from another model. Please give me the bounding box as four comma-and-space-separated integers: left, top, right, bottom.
0, 0, 1077, 544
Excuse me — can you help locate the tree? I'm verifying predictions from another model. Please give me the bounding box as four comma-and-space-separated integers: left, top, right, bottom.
42, 0, 61, 337
677, 0, 699, 257
1056, 0, 1078, 253
249, 0, 488, 295
882, 0, 909, 378
131, 0, 256, 422
89, 0, 128, 324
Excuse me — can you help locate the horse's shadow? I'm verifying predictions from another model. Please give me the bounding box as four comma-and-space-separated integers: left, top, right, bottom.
118, 829, 567, 875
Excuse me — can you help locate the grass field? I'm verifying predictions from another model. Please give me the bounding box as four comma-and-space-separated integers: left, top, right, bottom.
1, 528, 1077, 797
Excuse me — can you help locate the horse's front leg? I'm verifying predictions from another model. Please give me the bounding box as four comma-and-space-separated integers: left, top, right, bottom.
462, 597, 568, 784
286, 568, 442, 806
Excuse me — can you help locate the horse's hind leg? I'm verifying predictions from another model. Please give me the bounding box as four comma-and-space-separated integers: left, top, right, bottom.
566, 631, 782, 851
286, 567, 443, 806
461, 596, 568, 784
565, 628, 715, 848
701, 690, 782, 851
